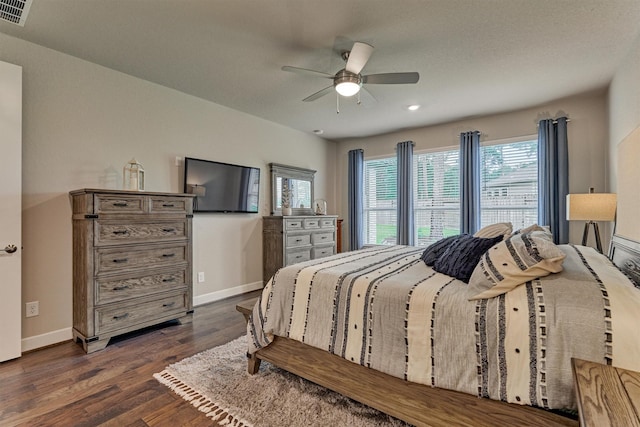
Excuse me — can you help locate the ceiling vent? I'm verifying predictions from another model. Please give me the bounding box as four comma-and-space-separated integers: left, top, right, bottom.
0, 0, 32, 26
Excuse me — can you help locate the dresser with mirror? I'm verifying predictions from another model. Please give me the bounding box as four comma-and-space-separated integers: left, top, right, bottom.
263, 163, 338, 284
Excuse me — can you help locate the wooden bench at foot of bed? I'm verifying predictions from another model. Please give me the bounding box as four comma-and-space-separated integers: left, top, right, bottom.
236, 299, 576, 427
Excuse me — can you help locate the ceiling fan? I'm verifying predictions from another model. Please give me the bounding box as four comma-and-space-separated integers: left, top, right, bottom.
281, 42, 420, 105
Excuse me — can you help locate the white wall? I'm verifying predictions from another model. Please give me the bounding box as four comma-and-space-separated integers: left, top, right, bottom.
608, 32, 640, 240
609, 33, 640, 162
335, 90, 609, 250
0, 33, 336, 349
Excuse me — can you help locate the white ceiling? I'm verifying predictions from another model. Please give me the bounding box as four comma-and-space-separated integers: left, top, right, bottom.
1, 0, 639, 140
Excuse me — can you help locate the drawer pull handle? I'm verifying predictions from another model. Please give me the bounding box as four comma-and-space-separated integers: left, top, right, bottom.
162, 278, 176, 283
112, 285, 130, 291
113, 313, 129, 320
113, 202, 128, 207
112, 258, 129, 264
162, 253, 176, 258
321, 236, 327, 239
162, 228, 176, 233
296, 255, 302, 259
163, 302, 176, 308
112, 230, 129, 235
162, 203, 175, 207
295, 239, 302, 242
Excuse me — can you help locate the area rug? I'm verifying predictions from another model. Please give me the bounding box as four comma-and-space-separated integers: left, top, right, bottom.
154, 336, 408, 427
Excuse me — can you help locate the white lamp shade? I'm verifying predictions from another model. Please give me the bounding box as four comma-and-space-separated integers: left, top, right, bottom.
188, 184, 206, 197
335, 81, 360, 97
566, 193, 617, 221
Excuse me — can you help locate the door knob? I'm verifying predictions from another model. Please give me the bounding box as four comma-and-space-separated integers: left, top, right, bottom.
3, 245, 17, 254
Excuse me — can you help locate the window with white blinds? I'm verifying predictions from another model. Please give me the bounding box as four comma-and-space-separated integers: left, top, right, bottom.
414, 149, 460, 246
480, 139, 538, 229
363, 157, 397, 245
362, 140, 536, 246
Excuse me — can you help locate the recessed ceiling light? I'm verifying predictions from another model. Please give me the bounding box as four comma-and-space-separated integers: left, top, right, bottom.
313, 129, 324, 135
407, 104, 420, 111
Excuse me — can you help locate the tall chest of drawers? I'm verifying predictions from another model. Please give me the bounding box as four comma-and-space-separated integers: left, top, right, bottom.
262, 215, 338, 284
70, 189, 195, 353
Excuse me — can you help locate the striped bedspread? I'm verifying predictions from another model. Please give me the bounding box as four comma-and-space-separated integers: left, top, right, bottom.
248, 244, 640, 410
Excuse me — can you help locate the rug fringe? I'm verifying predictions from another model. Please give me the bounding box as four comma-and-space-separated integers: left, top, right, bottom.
154, 370, 253, 427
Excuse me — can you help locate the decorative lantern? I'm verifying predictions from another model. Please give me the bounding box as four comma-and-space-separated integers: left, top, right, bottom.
281, 178, 292, 215
123, 158, 145, 191
314, 199, 327, 215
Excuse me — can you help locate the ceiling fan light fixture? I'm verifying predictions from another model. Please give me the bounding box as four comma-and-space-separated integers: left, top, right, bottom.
281, 41, 420, 105
334, 70, 361, 97
335, 81, 360, 97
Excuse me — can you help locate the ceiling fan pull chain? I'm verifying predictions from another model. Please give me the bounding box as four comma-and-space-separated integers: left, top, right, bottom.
336, 93, 340, 114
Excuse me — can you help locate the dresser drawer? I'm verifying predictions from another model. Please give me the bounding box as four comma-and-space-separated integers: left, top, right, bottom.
303, 218, 320, 229
96, 243, 188, 275
284, 219, 303, 230
95, 220, 187, 245
95, 292, 188, 334
319, 218, 336, 228
312, 232, 334, 245
95, 194, 146, 215
286, 233, 311, 248
95, 268, 188, 305
149, 196, 191, 214
286, 249, 311, 265
312, 246, 335, 259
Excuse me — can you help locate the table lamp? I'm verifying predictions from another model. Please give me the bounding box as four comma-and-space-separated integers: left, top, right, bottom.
566, 188, 617, 253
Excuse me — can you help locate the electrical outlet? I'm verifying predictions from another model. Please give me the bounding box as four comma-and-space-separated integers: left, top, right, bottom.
26, 301, 39, 317
197, 272, 205, 283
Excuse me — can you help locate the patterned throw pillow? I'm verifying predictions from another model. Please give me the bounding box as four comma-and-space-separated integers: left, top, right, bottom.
510, 223, 551, 236
421, 235, 460, 266
467, 230, 566, 300
432, 234, 504, 283
474, 222, 513, 239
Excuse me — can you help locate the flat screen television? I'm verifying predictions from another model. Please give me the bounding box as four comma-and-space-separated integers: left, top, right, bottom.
183, 157, 260, 213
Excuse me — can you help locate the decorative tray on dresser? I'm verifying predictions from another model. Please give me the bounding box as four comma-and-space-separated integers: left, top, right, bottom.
69, 189, 195, 353
262, 215, 338, 284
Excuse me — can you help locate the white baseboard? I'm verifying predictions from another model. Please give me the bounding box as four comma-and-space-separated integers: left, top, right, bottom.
22, 327, 73, 353
193, 281, 263, 307
20, 282, 263, 352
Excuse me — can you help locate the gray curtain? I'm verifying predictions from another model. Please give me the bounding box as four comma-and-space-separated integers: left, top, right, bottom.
538, 117, 569, 244
348, 149, 364, 250
460, 131, 481, 234
397, 141, 414, 245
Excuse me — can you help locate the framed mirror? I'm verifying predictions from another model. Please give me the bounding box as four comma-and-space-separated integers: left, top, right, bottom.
270, 163, 315, 216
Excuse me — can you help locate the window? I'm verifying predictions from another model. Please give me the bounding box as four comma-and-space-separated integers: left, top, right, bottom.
362, 139, 536, 247
413, 149, 460, 246
363, 157, 397, 245
480, 139, 538, 229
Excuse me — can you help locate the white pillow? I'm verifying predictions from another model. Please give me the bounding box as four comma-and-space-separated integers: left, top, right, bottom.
467, 230, 566, 300
474, 222, 512, 239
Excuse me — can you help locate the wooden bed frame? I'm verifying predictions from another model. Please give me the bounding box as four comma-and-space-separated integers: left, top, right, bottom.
243, 235, 640, 427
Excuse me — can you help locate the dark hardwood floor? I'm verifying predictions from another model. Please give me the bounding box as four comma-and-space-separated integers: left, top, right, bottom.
0, 290, 262, 427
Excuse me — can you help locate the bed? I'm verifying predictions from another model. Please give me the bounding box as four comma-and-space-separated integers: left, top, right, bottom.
246, 232, 640, 426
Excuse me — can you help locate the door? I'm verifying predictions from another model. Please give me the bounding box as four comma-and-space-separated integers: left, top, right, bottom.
0, 60, 22, 362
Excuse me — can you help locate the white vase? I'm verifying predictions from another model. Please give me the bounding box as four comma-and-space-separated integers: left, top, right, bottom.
282, 207, 292, 216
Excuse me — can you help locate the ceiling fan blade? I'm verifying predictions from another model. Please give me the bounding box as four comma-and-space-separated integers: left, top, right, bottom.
303, 86, 334, 102
362, 72, 420, 84
345, 42, 374, 74
358, 86, 377, 105
281, 66, 333, 79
